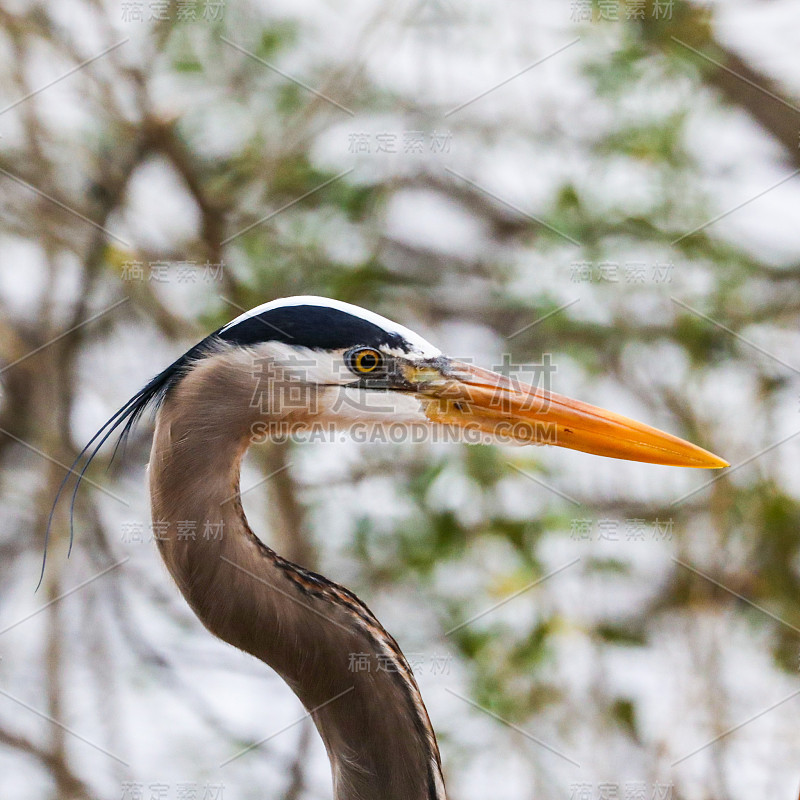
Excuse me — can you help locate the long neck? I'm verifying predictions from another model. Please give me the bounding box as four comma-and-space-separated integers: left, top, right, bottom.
148, 350, 445, 800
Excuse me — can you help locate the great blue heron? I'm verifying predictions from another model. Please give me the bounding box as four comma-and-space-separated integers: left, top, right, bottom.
50, 296, 727, 800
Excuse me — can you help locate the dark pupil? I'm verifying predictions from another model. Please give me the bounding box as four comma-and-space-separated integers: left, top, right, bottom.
360, 352, 378, 370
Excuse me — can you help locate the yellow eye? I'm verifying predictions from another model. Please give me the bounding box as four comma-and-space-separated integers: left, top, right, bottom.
348, 348, 383, 375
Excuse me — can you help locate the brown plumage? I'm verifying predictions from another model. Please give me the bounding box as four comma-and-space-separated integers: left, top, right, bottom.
149, 345, 446, 800
52, 296, 725, 800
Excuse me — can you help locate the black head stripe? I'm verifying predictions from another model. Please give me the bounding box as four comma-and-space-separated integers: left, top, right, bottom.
43, 303, 417, 585
219, 305, 411, 352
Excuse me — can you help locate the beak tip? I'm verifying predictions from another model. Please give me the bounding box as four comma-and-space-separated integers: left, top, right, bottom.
687, 446, 728, 469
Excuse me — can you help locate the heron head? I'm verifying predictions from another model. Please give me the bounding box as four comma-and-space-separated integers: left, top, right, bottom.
216, 296, 727, 468
44, 295, 724, 587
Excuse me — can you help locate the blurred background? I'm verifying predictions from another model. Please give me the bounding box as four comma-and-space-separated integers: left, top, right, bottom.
1, 0, 799, 798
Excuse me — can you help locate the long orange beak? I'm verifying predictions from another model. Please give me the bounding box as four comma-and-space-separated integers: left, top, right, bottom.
412, 361, 727, 468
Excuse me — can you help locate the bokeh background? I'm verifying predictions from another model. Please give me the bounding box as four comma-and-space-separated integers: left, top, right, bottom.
1, 1, 800, 798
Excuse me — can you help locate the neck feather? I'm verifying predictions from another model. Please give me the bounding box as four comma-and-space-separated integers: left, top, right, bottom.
148, 348, 445, 800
